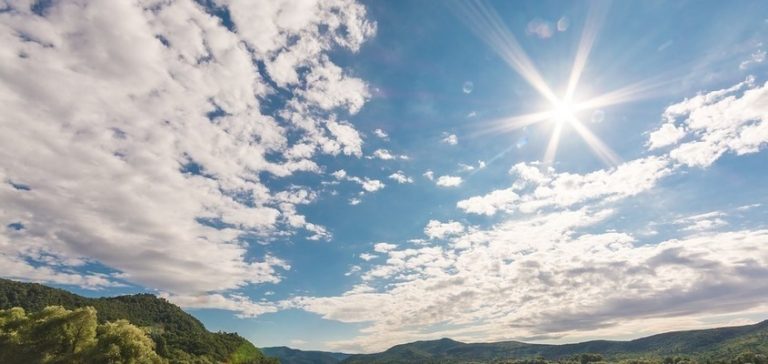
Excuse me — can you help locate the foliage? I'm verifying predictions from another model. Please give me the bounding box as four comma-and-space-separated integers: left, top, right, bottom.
0, 305, 164, 363
0, 278, 277, 364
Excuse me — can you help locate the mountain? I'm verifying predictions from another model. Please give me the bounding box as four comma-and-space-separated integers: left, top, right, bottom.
261, 346, 350, 364
256, 321, 768, 364
341, 321, 768, 363
0, 278, 276, 363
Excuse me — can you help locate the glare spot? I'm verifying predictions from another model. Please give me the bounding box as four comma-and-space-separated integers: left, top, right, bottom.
462, 81, 474, 94
591, 109, 606, 123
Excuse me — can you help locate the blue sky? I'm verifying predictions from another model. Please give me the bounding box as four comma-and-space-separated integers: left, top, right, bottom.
2, 0, 768, 354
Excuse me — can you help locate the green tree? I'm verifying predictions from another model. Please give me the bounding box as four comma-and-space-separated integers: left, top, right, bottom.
87, 319, 165, 364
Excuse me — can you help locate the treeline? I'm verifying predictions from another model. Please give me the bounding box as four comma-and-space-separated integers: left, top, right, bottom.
0, 279, 277, 363
0, 305, 279, 364
494, 352, 768, 364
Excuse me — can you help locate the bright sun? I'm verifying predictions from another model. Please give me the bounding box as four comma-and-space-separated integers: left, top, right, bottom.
551, 99, 577, 124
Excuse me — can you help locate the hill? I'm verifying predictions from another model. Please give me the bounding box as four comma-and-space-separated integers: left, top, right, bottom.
0, 278, 275, 363
265, 322, 768, 364
261, 346, 350, 364
341, 321, 768, 363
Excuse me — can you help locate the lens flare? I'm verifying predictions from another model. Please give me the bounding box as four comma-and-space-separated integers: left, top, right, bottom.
454, 0, 665, 167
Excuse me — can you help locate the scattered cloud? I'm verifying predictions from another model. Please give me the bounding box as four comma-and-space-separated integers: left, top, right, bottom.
373, 128, 389, 139
360, 253, 377, 261
332, 169, 385, 193
441, 133, 459, 145
424, 220, 465, 239
369, 148, 408, 160
389, 171, 414, 184
423, 170, 435, 181
739, 49, 766, 70
0, 0, 379, 293
436, 175, 463, 187
373, 242, 397, 253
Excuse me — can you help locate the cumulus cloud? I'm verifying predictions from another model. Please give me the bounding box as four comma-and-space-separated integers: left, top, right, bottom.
373, 242, 397, 253
388, 171, 414, 184
647, 122, 687, 150
0, 0, 375, 295
373, 128, 389, 139
653, 78, 768, 167
436, 175, 463, 187
331, 169, 385, 193
441, 133, 458, 145
369, 148, 408, 160
424, 220, 465, 239
285, 78, 768, 352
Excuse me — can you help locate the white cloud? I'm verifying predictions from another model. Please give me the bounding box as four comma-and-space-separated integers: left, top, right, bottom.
373, 242, 397, 253
556, 17, 569, 32
286, 78, 768, 352
656, 79, 768, 167
369, 148, 407, 160
423, 170, 435, 181
388, 171, 414, 184
441, 133, 458, 145
349, 197, 362, 206
331, 169, 384, 193
424, 220, 465, 239
435, 175, 463, 187
675, 211, 728, 232
163, 292, 279, 318
360, 179, 385, 192
0, 0, 375, 294
647, 122, 686, 150
360, 253, 377, 261
458, 156, 671, 216
739, 49, 766, 70
373, 128, 388, 139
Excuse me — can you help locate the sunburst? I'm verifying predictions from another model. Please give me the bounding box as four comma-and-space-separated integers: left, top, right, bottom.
455, 0, 664, 167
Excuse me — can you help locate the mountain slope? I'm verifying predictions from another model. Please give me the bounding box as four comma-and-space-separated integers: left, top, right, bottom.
0, 278, 274, 363
341, 321, 768, 363
261, 346, 350, 364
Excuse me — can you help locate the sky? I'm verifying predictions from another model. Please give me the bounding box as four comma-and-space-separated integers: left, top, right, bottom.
2, 0, 768, 354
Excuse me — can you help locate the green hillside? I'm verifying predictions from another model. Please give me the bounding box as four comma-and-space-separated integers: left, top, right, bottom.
261, 346, 350, 364
0, 278, 276, 363
341, 321, 768, 363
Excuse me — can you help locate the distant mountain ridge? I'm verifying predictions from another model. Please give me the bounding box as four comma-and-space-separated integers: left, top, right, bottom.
0, 278, 275, 363
268, 321, 768, 364
261, 346, 351, 364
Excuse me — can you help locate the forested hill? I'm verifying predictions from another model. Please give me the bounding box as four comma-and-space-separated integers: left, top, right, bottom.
261, 346, 351, 364
341, 321, 768, 363
263, 321, 768, 364
0, 278, 274, 363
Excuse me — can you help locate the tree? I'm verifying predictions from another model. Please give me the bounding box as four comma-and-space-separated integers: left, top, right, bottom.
86, 319, 165, 364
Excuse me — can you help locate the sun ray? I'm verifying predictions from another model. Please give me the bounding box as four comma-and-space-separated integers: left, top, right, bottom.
472, 110, 554, 137
565, 0, 610, 101
544, 122, 564, 165
569, 119, 621, 166
453, 0, 558, 103
577, 75, 677, 111
455, 0, 644, 168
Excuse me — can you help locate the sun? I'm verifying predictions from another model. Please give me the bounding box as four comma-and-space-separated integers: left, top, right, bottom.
551, 99, 578, 124
458, 0, 653, 168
